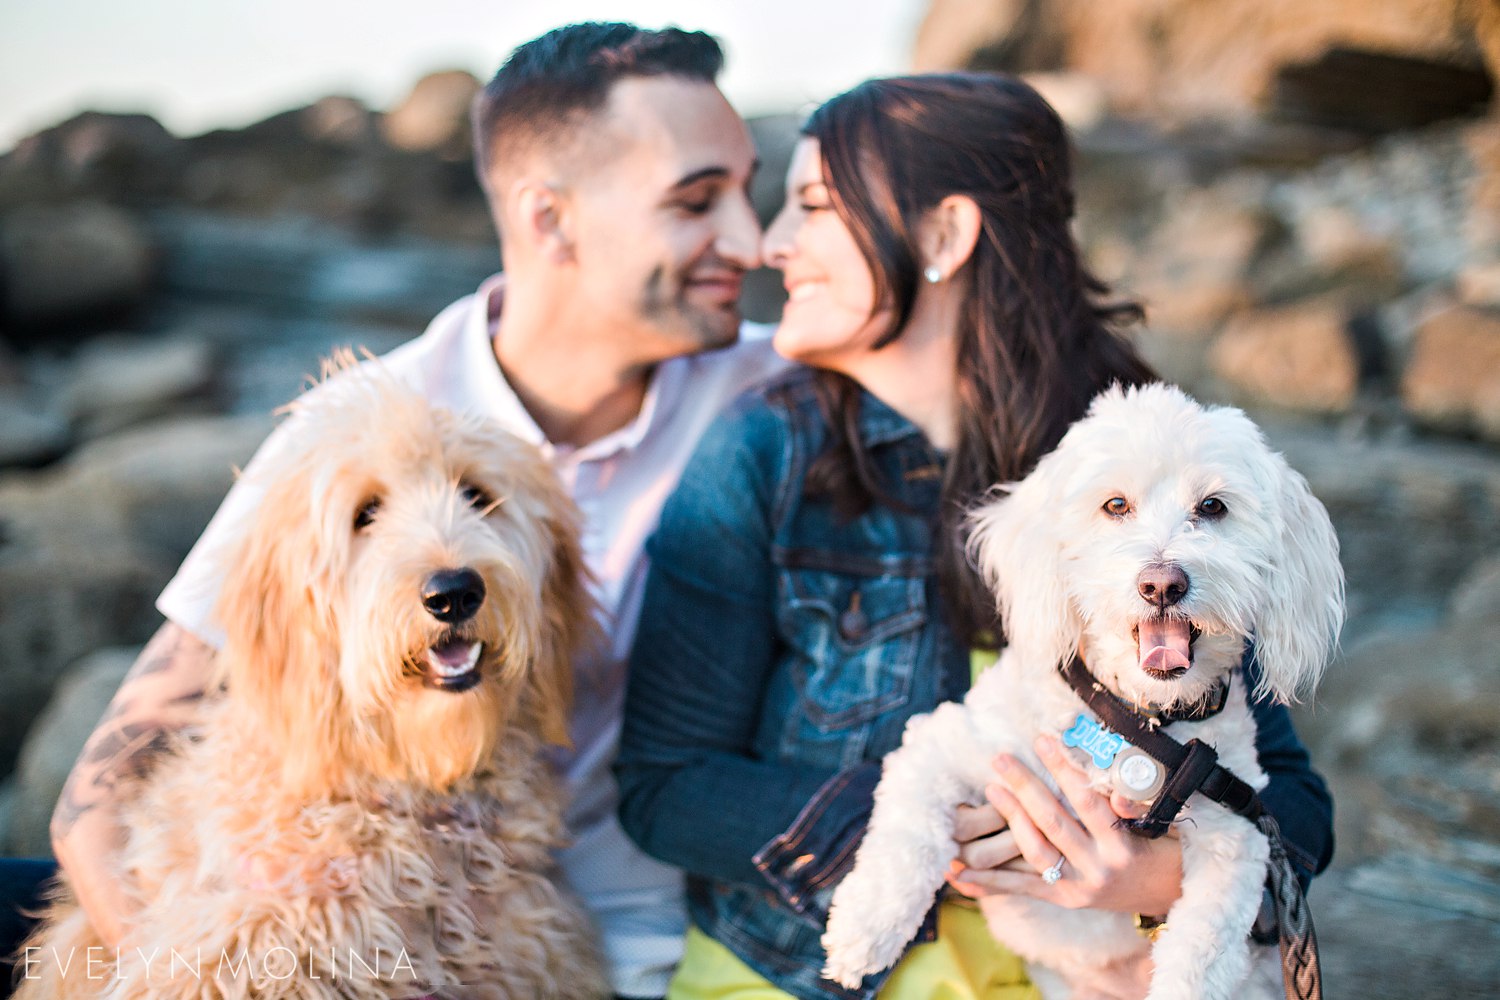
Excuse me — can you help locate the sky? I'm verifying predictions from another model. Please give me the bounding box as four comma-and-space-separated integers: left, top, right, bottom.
0, 0, 926, 152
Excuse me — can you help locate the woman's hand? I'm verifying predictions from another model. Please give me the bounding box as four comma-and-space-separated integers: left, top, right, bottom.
945, 733, 1183, 917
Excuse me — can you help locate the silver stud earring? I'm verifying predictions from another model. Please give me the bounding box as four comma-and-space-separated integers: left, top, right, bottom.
924, 266, 942, 284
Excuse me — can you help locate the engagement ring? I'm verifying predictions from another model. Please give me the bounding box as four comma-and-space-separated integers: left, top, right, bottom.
1042, 858, 1065, 885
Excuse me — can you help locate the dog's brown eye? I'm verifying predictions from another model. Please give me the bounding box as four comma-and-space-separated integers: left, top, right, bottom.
459, 482, 493, 509
1197, 496, 1227, 519
354, 497, 381, 530
1103, 496, 1131, 517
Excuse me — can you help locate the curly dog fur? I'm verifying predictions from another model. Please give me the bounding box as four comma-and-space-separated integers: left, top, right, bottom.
822, 383, 1344, 1000
16, 358, 608, 999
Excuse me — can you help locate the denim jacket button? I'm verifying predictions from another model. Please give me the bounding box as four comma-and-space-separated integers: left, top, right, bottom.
837, 606, 867, 640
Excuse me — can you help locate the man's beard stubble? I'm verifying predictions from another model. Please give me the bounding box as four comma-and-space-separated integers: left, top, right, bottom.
640, 264, 740, 352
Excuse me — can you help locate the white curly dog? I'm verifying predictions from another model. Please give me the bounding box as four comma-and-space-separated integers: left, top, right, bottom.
822, 383, 1344, 1000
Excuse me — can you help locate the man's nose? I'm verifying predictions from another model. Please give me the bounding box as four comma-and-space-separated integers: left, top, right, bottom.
715, 191, 763, 270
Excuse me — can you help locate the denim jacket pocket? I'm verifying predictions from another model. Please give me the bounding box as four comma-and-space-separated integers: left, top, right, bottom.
777, 566, 928, 731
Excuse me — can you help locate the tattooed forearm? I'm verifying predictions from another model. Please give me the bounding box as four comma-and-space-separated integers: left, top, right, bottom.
124, 626, 191, 681
51, 623, 215, 841
52, 723, 174, 836
81, 722, 174, 775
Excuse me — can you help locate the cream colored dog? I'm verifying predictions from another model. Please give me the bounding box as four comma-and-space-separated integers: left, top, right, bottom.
17, 360, 607, 999
822, 383, 1343, 1000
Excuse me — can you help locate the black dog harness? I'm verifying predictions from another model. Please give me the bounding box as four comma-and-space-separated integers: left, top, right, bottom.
1059, 655, 1323, 1000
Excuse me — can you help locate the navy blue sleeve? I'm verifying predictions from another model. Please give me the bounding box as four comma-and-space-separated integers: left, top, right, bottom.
1246, 649, 1335, 883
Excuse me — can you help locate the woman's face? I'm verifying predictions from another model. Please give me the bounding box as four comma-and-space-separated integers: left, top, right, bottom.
762, 138, 889, 370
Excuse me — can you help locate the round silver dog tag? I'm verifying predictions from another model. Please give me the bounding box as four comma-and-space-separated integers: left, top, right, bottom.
1112, 747, 1165, 801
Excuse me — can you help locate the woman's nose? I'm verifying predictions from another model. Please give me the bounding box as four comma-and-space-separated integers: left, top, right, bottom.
762, 204, 796, 268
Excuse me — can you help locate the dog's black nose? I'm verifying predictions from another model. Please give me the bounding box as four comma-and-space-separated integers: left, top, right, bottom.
422, 569, 486, 623
1137, 563, 1189, 608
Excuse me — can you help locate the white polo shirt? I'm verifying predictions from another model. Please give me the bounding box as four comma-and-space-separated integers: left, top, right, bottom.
157, 273, 788, 997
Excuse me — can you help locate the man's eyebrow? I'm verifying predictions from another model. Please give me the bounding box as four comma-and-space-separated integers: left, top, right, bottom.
669, 159, 760, 192
669, 167, 731, 191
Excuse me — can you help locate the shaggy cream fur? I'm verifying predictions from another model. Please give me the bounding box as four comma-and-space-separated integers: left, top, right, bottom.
822, 383, 1344, 1000
16, 359, 607, 999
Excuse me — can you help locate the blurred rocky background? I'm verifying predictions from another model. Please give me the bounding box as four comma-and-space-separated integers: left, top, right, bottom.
2, 2, 1499, 996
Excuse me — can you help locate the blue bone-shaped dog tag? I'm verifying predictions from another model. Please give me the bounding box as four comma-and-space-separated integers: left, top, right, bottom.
1061, 713, 1129, 769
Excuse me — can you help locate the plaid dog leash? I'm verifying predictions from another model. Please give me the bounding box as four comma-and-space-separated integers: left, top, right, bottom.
1059, 655, 1323, 1000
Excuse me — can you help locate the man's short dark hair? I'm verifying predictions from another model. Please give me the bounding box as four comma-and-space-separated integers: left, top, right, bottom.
472, 22, 724, 184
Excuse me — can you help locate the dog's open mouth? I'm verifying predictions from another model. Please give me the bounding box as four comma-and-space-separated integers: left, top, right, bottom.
1133, 618, 1201, 679
422, 637, 484, 692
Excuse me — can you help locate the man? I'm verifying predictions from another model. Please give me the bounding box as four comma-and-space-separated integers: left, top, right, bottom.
45, 23, 785, 1000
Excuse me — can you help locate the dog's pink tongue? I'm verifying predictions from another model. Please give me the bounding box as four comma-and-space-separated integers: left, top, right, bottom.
1139, 618, 1193, 673
431, 639, 477, 666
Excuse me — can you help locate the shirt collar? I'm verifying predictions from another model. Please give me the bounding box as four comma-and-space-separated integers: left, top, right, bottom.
856, 384, 929, 449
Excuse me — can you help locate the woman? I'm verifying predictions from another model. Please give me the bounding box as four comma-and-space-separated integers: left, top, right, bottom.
616, 74, 1332, 1000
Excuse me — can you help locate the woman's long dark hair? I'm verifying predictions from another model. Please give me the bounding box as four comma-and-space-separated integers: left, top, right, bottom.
800, 73, 1155, 645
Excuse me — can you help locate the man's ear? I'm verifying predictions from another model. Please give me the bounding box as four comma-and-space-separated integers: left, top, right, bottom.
510, 179, 576, 265
919, 195, 982, 280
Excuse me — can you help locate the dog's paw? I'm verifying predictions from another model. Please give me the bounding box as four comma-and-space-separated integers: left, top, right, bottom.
821, 917, 906, 989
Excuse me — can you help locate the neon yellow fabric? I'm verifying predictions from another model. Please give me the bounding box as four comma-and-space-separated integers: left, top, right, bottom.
969, 646, 1000, 685
668, 901, 1038, 1000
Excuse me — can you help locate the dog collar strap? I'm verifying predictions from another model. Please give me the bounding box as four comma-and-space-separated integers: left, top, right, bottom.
1059, 655, 1326, 999
1058, 656, 1263, 838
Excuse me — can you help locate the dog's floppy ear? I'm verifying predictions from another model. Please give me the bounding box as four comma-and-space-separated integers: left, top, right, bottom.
213, 455, 349, 795
966, 453, 1077, 670
527, 481, 595, 749
1254, 455, 1345, 703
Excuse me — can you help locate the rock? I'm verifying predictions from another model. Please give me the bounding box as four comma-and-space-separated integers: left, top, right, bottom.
300, 96, 377, 148
914, 0, 1064, 74
0, 414, 269, 772
1401, 305, 1500, 440
1296, 205, 1401, 278
1023, 71, 1110, 131
1450, 552, 1500, 624
4, 647, 137, 857
59, 413, 272, 556
1458, 263, 1500, 307
0, 111, 179, 207
0, 539, 159, 780
0, 393, 69, 468
1209, 299, 1360, 412
1133, 186, 1278, 337
1290, 554, 1500, 987
150, 211, 497, 326
0, 777, 12, 850
0, 203, 155, 336
380, 70, 480, 158
1314, 866, 1500, 999
1267, 422, 1500, 614
913, 0, 1500, 127
60, 335, 220, 438
1465, 119, 1500, 260
1141, 283, 1255, 342
1270, 46, 1495, 133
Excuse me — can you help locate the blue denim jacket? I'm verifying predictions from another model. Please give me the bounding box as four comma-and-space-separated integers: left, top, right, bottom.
617, 368, 1333, 1000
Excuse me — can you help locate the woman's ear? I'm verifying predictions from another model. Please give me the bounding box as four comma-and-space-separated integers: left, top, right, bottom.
919, 195, 982, 280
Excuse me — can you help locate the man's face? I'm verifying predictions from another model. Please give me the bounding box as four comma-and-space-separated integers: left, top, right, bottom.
567, 76, 760, 360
